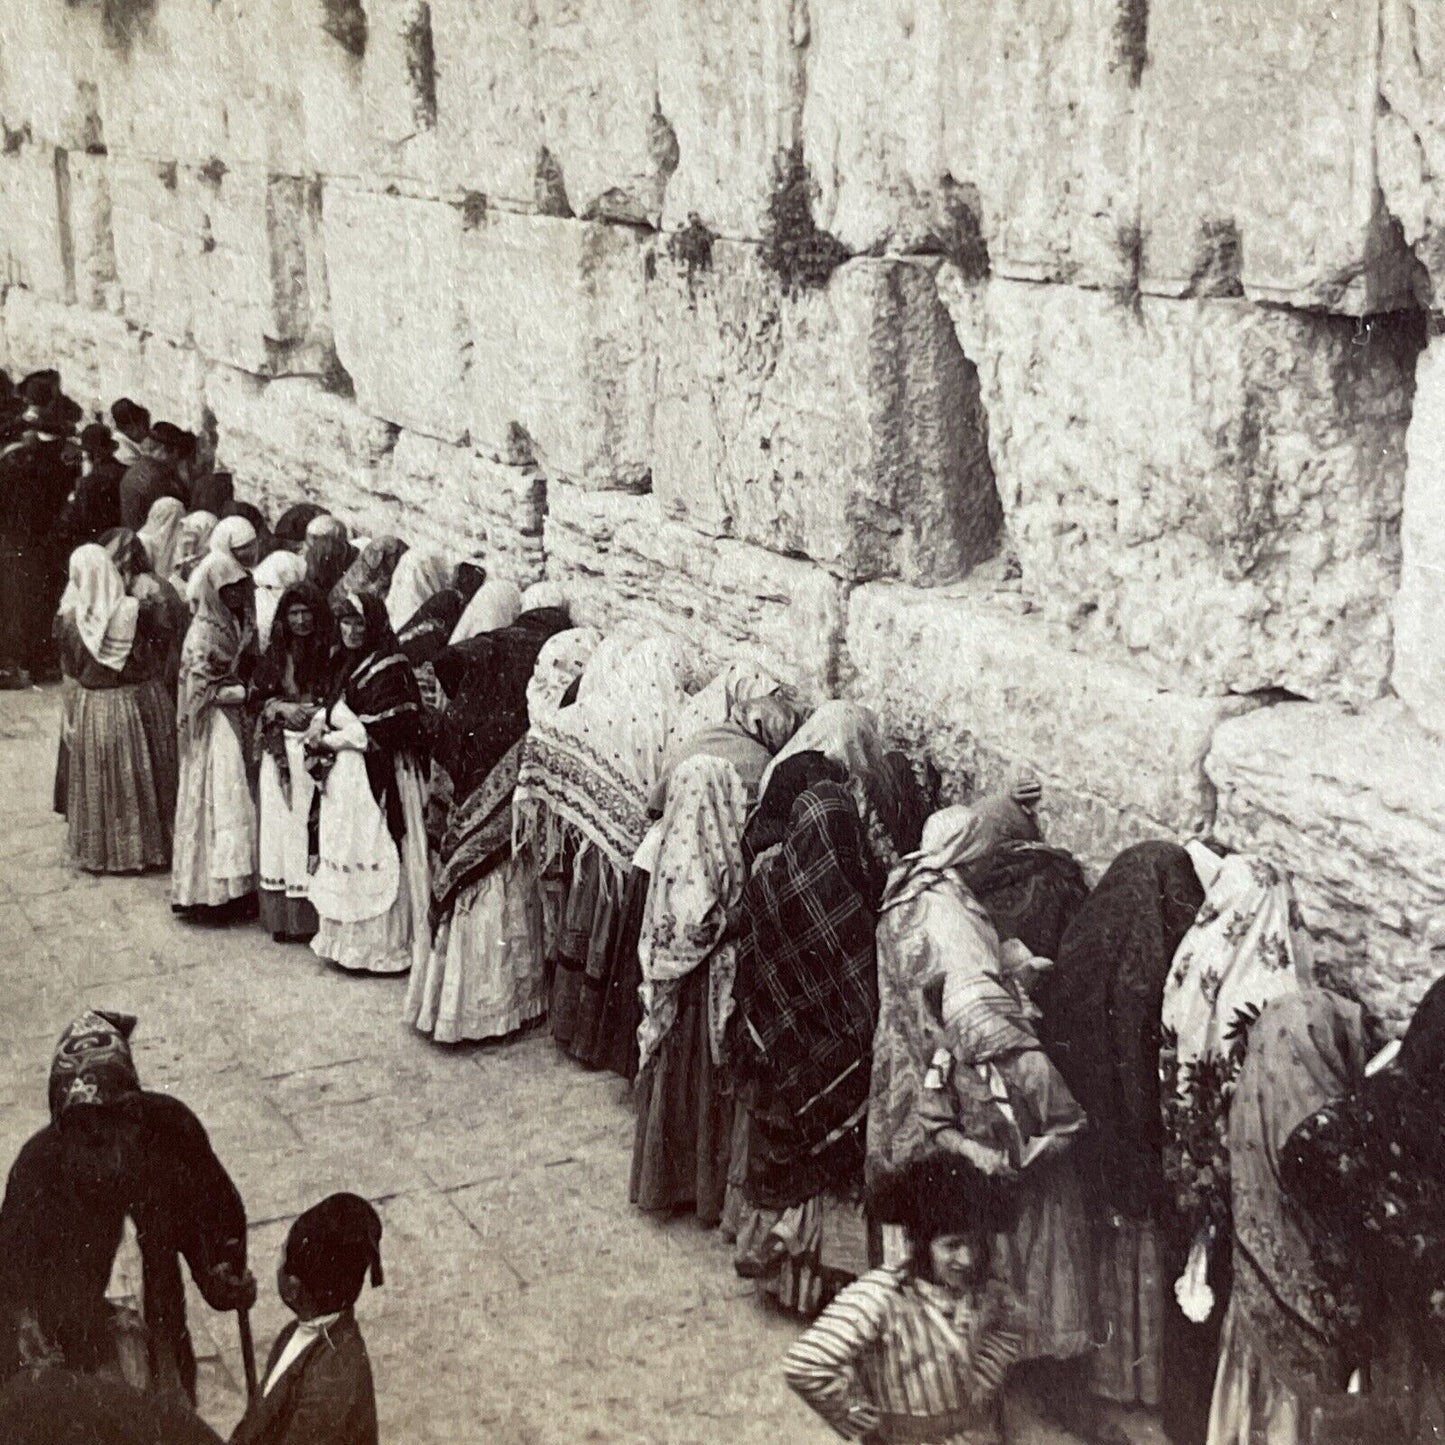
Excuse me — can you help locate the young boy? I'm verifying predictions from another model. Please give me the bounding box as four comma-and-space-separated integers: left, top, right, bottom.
230, 1194, 383, 1445
784, 1154, 1024, 1444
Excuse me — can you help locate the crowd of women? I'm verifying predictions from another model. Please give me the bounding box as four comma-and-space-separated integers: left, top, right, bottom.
20, 366, 1445, 1445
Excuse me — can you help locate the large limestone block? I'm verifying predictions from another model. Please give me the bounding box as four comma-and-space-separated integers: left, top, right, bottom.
1394, 335, 1445, 732
845, 582, 1253, 875
1377, 0, 1445, 303
321, 186, 467, 442
431, 0, 539, 206
531, 0, 666, 223
0, 2, 106, 150
0, 147, 72, 302
655, 0, 804, 238
1142, 0, 1413, 313
652, 244, 999, 583
545, 484, 847, 699
208, 0, 307, 172
66, 152, 118, 311
462, 212, 654, 488
136, 335, 207, 431
110, 157, 203, 341
1208, 701, 1445, 1035
979, 280, 1418, 704
2, 290, 138, 415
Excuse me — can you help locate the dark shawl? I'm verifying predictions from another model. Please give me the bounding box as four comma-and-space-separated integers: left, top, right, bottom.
273, 503, 325, 547
304, 532, 355, 599
188, 471, 234, 517
742, 750, 848, 869
1035, 841, 1204, 1218
430, 609, 570, 913
248, 582, 336, 798
396, 588, 464, 666
731, 782, 881, 1207
0, 1370, 225, 1445
967, 840, 1090, 963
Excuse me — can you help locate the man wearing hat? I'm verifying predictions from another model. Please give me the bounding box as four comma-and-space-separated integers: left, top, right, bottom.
0, 1011, 256, 1402
119, 420, 190, 530
58, 423, 126, 545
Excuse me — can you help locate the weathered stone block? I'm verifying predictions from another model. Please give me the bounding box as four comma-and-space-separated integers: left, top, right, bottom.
845, 581, 1253, 876
530, 0, 665, 223
66, 152, 117, 311
136, 334, 207, 432
1208, 701, 1445, 1035
652, 243, 999, 583
110, 156, 202, 342
545, 484, 847, 699
1393, 335, 1445, 733
655, 0, 804, 238
321, 185, 467, 442
0, 146, 71, 302
977, 279, 1419, 704
461, 212, 654, 488
0, 3, 106, 151
1142, 0, 1413, 313
2, 289, 138, 416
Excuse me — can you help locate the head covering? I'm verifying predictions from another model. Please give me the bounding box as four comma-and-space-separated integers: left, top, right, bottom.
455, 558, 486, 601
60, 545, 140, 672
208, 514, 258, 565
526, 627, 601, 723
868, 1152, 1019, 1243
757, 702, 915, 869
734, 694, 800, 755
305, 527, 355, 598
79, 422, 116, 457
284, 1193, 384, 1313
48, 1010, 140, 1122
98, 527, 148, 580
274, 502, 327, 547
306, 513, 347, 543
1036, 842, 1204, 1219
136, 495, 185, 578
179, 552, 252, 741
252, 550, 309, 651
637, 753, 750, 1072
253, 579, 334, 704
967, 843, 1088, 964
384, 550, 454, 633
336, 535, 407, 604
449, 578, 522, 645
672, 659, 786, 742
518, 580, 568, 614
732, 781, 881, 1206
188, 471, 234, 515
171, 510, 219, 584
743, 750, 849, 866
1229, 990, 1364, 1341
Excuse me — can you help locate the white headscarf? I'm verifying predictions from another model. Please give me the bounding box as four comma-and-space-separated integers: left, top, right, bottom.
385, 551, 454, 632
208, 514, 258, 565
170, 511, 218, 586
526, 627, 601, 723
305, 513, 347, 543
61, 544, 139, 672
449, 579, 522, 645
252, 550, 308, 651
137, 496, 185, 579
519, 580, 568, 614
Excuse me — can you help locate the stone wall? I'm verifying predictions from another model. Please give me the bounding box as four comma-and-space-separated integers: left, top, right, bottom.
4, 0, 1445, 1030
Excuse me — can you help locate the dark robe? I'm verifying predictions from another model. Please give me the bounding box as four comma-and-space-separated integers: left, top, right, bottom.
119, 456, 185, 531
59, 459, 125, 545
0, 435, 78, 675
229, 1312, 377, 1445
0, 1092, 249, 1403
0, 1369, 224, 1445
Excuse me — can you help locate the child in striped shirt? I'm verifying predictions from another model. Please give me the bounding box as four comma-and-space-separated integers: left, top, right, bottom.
784, 1154, 1024, 1444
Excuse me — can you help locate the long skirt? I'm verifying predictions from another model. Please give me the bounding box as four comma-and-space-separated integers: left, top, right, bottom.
68, 682, 176, 873
406, 852, 544, 1042
171, 707, 255, 906
53, 677, 79, 816
257, 737, 318, 940
311, 754, 430, 975
550, 846, 605, 1049
629, 964, 732, 1227
569, 864, 648, 1080
1092, 1214, 1165, 1406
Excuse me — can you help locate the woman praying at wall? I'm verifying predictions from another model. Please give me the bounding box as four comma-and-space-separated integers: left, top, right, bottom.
169, 511, 218, 594
1034, 842, 1205, 1414
303, 515, 355, 599
728, 780, 881, 1315
630, 752, 750, 1227
101, 525, 190, 700
305, 592, 430, 975
171, 553, 258, 915
867, 801, 1114, 1443
207, 514, 260, 570
406, 598, 569, 1044
1281, 975, 1445, 1444
1158, 846, 1311, 1445
252, 551, 309, 652
136, 495, 185, 585
1205, 990, 1368, 1445
249, 582, 334, 945
53, 544, 178, 873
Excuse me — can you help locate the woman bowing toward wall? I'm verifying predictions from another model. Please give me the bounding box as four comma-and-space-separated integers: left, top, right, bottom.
306, 592, 430, 975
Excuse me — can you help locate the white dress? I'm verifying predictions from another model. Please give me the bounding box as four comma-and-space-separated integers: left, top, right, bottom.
171, 705, 256, 907
309, 697, 431, 975
257, 730, 318, 923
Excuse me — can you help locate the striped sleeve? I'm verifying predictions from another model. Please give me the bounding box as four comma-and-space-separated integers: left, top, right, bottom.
783, 1271, 896, 1440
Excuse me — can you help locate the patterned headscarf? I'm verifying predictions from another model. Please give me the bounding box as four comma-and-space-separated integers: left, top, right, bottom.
335, 535, 408, 605
48, 1010, 140, 1122
525, 627, 601, 723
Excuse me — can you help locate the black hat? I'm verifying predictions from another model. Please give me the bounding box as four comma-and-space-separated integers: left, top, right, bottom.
149, 421, 190, 453
284, 1193, 384, 1313
866, 1154, 1018, 1244
19, 370, 61, 409
80, 422, 117, 455
111, 397, 150, 433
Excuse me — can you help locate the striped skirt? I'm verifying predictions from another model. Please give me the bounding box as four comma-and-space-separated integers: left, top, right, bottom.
67, 681, 177, 873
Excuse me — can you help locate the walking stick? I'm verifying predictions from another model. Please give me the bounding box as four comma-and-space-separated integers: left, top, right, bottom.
237, 1307, 259, 1400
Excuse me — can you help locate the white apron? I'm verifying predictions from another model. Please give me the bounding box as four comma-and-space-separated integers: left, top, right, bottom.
208, 713, 256, 882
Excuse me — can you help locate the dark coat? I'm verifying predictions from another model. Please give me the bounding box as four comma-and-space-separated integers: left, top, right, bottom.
0, 1092, 249, 1402
229, 1312, 377, 1445
119, 455, 185, 531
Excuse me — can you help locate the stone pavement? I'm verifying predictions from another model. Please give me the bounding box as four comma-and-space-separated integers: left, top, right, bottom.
0, 686, 1157, 1445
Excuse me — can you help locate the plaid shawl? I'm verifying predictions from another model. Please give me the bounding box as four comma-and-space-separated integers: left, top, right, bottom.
732, 782, 880, 1203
